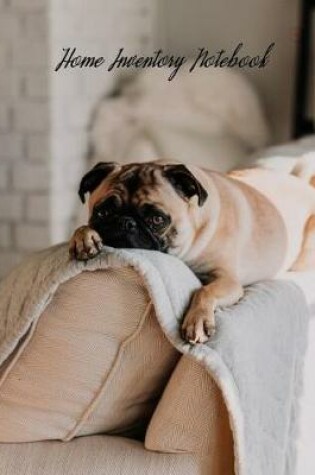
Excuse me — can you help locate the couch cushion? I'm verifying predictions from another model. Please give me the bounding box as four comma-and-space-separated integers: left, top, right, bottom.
145, 356, 234, 474
0, 435, 203, 475
0, 268, 179, 442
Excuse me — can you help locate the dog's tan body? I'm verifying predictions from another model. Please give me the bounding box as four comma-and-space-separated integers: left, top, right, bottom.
70, 159, 315, 344
170, 165, 315, 343
187, 166, 315, 281
231, 169, 315, 272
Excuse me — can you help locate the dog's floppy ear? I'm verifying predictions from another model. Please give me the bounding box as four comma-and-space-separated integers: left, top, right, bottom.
163, 164, 208, 206
78, 162, 119, 203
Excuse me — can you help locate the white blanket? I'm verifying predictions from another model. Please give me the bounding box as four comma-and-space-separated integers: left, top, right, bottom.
0, 244, 309, 475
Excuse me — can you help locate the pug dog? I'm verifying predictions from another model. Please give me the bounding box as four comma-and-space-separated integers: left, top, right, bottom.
69, 160, 315, 344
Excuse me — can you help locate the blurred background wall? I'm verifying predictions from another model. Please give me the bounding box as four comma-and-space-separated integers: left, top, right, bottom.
0, 0, 306, 278
50, 0, 156, 243
0, 0, 50, 275
0, 0, 155, 277
156, 0, 300, 142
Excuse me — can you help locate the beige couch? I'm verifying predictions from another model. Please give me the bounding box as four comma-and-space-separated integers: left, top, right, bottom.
0, 435, 203, 475
0, 267, 234, 475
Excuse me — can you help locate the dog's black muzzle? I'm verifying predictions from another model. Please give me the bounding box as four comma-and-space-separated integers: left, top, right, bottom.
89, 214, 162, 251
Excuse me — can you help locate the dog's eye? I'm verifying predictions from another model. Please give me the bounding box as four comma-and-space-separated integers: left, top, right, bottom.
97, 209, 110, 219
152, 215, 164, 226
96, 196, 121, 219
146, 214, 165, 228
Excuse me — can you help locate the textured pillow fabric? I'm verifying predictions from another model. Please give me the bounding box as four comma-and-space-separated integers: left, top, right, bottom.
0, 268, 179, 443
145, 356, 234, 473
0, 435, 202, 475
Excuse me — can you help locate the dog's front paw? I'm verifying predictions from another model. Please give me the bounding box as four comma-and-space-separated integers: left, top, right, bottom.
69, 226, 103, 261
181, 306, 215, 345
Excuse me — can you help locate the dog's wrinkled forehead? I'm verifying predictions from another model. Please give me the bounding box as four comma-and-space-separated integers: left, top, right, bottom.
79, 160, 208, 207
111, 163, 162, 202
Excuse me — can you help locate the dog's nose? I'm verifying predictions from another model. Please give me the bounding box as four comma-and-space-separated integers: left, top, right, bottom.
120, 217, 137, 233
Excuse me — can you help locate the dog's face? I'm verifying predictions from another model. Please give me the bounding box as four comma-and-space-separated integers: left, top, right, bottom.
78, 161, 208, 254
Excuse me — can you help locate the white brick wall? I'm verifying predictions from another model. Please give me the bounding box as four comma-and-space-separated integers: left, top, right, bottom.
22, 12, 47, 38
0, 133, 23, 159
0, 224, 10, 248
13, 41, 48, 69
25, 134, 49, 161
0, 105, 10, 130
15, 223, 50, 250
0, 73, 20, 97
0, 163, 9, 190
0, 12, 20, 39
13, 162, 49, 191
14, 101, 49, 131
10, 0, 44, 11
0, 44, 9, 68
0, 195, 23, 221
24, 73, 47, 98
50, 0, 155, 243
0, 251, 24, 278
0, 0, 50, 278
0, 0, 155, 278
26, 194, 50, 222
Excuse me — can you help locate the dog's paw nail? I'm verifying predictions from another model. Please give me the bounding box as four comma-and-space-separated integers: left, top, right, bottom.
188, 337, 198, 345
204, 322, 216, 337
182, 326, 197, 344
181, 319, 213, 344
